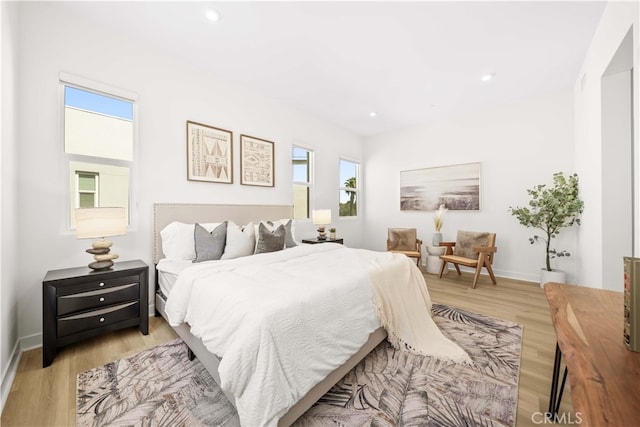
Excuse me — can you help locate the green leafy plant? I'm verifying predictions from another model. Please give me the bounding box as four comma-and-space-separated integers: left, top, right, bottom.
329, 228, 336, 233
509, 172, 584, 272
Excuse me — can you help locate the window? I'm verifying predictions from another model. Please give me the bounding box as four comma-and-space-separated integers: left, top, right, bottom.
339, 159, 359, 217
292, 146, 313, 219
76, 171, 98, 208
62, 74, 136, 227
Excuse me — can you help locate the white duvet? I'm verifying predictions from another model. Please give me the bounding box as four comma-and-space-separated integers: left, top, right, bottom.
165, 243, 465, 426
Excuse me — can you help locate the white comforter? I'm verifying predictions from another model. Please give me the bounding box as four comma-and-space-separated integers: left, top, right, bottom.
165, 244, 382, 426
165, 243, 470, 426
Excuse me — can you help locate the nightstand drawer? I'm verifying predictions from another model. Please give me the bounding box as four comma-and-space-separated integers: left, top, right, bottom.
57, 274, 140, 297
57, 283, 139, 316
57, 301, 139, 337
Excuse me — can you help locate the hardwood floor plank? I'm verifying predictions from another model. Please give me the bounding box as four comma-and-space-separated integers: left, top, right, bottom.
1, 272, 574, 426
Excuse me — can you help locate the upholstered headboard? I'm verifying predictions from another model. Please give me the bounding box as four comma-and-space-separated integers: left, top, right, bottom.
152, 203, 294, 264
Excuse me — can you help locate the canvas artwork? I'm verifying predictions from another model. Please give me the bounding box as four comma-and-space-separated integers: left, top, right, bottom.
400, 162, 481, 211
240, 134, 274, 187
186, 121, 233, 184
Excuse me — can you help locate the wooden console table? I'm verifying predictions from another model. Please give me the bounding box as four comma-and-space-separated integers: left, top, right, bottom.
544, 282, 640, 426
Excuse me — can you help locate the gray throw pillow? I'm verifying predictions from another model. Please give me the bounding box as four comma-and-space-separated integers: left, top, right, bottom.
255, 222, 286, 254
266, 219, 297, 248
193, 221, 227, 263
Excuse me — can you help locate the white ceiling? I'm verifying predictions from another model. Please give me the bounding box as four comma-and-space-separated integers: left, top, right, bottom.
59, 1, 607, 136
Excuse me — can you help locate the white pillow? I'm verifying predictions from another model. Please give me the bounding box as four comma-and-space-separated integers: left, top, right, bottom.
160, 221, 221, 260
222, 221, 256, 259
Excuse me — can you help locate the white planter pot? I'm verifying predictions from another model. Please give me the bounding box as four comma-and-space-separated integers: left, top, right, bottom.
432, 232, 443, 246
540, 268, 566, 288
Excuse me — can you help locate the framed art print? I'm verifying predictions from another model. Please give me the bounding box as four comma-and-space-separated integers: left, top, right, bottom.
240, 134, 274, 187
186, 121, 233, 184
400, 162, 481, 211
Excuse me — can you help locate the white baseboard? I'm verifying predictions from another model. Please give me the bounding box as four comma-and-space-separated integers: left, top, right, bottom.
433, 265, 539, 284
1, 331, 40, 414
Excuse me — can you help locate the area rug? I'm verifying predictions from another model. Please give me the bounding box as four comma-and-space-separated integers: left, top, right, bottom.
77, 304, 522, 427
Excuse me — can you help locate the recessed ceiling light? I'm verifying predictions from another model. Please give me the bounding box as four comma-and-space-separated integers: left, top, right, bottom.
206, 9, 221, 22
369, 112, 377, 117
481, 73, 495, 82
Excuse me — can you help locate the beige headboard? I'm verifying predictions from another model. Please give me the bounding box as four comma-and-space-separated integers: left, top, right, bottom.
153, 203, 294, 264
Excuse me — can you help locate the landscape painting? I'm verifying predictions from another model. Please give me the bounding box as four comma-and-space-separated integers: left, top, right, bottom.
400, 162, 481, 211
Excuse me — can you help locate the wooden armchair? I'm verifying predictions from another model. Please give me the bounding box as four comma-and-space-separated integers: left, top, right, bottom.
387, 228, 423, 268
439, 231, 497, 289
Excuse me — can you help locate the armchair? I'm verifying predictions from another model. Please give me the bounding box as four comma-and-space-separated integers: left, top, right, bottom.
439, 230, 497, 289
387, 228, 423, 268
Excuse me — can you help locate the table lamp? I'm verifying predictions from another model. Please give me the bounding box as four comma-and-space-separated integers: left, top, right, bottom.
75, 207, 127, 270
312, 209, 331, 240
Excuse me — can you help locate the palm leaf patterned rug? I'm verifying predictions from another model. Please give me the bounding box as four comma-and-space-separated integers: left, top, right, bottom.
77, 304, 522, 427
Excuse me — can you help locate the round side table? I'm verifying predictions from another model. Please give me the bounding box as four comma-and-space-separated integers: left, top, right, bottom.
426, 245, 446, 275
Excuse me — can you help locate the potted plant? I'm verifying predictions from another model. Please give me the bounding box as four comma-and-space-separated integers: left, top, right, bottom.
329, 228, 337, 240
509, 172, 584, 287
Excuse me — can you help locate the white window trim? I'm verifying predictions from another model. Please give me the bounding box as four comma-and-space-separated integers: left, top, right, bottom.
292, 145, 315, 220
339, 157, 360, 219
60, 73, 139, 233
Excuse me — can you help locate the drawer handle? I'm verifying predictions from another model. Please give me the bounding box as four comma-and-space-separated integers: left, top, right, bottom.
99, 297, 105, 302
99, 317, 105, 323
99, 282, 105, 287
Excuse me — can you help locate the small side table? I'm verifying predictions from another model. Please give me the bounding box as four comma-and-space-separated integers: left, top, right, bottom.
425, 245, 446, 274
301, 238, 344, 245
42, 260, 149, 367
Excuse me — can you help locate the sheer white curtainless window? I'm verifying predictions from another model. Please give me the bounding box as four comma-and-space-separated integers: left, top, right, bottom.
61, 74, 137, 227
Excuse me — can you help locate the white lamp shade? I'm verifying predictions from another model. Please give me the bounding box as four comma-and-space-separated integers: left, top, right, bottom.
312, 209, 332, 225
75, 207, 127, 239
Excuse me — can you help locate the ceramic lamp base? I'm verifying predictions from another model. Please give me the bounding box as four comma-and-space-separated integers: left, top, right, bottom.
317, 226, 327, 240
86, 239, 119, 270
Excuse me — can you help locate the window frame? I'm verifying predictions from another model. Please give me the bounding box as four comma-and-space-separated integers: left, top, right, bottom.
339, 157, 360, 218
292, 144, 314, 220
60, 72, 139, 230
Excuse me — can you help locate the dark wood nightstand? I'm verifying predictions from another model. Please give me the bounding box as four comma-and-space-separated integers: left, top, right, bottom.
301, 238, 344, 245
42, 260, 149, 367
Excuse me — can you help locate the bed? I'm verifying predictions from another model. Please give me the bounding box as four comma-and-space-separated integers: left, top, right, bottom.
152, 203, 469, 426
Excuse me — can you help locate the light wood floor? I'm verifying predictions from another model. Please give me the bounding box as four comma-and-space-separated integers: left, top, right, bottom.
1, 271, 573, 426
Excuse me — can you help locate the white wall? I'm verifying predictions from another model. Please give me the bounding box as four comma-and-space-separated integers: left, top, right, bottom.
601, 69, 632, 291
362, 89, 576, 283
574, 1, 639, 289
1, 0, 20, 409
12, 2, 363, 351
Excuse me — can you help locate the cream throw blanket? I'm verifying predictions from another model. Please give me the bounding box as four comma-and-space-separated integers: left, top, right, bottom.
358, 249, 472, 364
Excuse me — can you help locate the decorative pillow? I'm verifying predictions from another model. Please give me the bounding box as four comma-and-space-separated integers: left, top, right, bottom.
161, 222, 198, 260
388, 228, 417, 251
264, 219, 297, 248
454, 231, 491, 259
221, 221, 256, 260
193, 222, 227, 263
255, 222, 286, 254
161, 221, 222, 260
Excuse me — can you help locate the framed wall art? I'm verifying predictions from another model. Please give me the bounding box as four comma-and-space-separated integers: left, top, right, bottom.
240, 134, 274, 187
186, 121, 233, 184
400, 162, 481, 211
